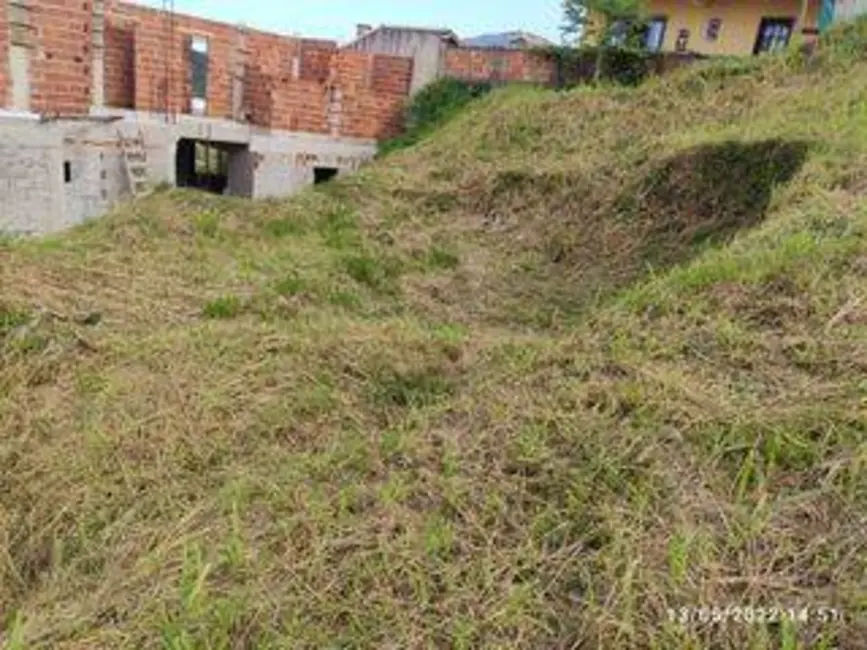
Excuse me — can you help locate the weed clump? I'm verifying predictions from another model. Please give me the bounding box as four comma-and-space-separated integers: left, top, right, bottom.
203, 295, 243, 319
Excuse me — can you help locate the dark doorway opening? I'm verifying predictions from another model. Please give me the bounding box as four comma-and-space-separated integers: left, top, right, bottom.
175, 138, 253, 196
314, 167, 339, 185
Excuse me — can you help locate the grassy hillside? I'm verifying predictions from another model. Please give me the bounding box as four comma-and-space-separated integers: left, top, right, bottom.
2, 25, 867, 649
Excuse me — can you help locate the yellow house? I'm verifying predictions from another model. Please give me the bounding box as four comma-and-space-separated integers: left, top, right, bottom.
596, 0, 824, 56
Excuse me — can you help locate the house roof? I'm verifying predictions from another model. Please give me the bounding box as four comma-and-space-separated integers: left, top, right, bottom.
377, 25, 458, 38
344, 24, 460, 48
460, 30, 554, 49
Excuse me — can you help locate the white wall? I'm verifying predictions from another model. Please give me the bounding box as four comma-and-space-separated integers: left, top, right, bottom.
834, 0, 867, 22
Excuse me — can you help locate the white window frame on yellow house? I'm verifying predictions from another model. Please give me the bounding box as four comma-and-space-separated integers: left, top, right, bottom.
644, 16, 668, 51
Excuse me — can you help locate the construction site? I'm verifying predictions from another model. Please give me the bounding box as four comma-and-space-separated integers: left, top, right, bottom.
0, 0, 421, 234
0, 1, 718, 236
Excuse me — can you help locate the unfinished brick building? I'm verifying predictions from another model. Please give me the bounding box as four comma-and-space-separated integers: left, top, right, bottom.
0, 0, 415, 233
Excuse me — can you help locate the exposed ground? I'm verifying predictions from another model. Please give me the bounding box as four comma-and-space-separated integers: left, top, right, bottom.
2, 26, 867, 650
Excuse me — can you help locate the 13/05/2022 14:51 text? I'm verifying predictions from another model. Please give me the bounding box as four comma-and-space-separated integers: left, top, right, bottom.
667, 606, 844, 626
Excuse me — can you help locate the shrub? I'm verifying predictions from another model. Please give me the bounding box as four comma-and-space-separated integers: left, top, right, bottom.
378, 78, 494, 156
819, 14, 867, 60
539, 44, 656, 88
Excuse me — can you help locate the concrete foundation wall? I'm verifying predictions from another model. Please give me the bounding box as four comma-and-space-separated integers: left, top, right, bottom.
0, 115, 133, 234
0, 118, 62, 234
250, 131, 374, 198
62, 123, 126, 224
0, 112, 376, 236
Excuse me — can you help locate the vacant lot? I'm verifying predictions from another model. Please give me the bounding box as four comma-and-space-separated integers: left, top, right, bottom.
2, 26, 866, 650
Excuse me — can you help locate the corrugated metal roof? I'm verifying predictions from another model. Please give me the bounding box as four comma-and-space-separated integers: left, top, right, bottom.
343, 24, 460, 49
460, 31, 553, 49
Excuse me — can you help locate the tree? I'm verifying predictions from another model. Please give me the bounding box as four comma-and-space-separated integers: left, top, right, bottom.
561, 0, 647, 81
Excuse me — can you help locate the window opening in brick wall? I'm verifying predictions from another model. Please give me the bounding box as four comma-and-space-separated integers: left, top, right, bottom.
189, 35, 209, 115
64, 161, 72, 183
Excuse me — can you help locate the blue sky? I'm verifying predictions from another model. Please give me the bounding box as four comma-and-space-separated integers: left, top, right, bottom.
138, 0, 566, 44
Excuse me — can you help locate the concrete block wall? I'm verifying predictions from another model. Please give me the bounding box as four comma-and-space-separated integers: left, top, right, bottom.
0, 116, 140, 233
61, 122, 127, 223
0, 118, 61, 233
0, 4, 8, 105
249, 131, 375, 198
0, 111, 379, 234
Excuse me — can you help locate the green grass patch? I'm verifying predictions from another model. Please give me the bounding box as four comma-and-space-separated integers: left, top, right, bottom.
425, 245, 460, 270
203, 295, 243, 319
273, 272, 306, 297
0, 305, 29, 336
261, 217, 306, 238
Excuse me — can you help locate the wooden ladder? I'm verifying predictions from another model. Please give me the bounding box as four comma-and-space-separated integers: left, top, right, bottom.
118, 129, 150, 198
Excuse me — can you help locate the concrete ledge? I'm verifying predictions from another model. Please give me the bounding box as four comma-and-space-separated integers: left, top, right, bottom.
0, 109, 41, 122
89, 107, 379, 148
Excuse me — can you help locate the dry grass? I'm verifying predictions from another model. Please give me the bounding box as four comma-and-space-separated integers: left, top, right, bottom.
2, 36, 867, 649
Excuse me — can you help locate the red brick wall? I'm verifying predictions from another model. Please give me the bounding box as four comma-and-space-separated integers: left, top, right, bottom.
130, 17, 189, 114
243, 33, 410, 139
443, 46, 704, 88
31, 0, 93, 114
443, 47, 556, 85
9, 0, 413, 137
109, 2, 217, 116
262, 51, 411, 139
335, 52, 411, 139
244, 30, 314, 128
105, 2, 411, 138
107, 1, 349, 125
